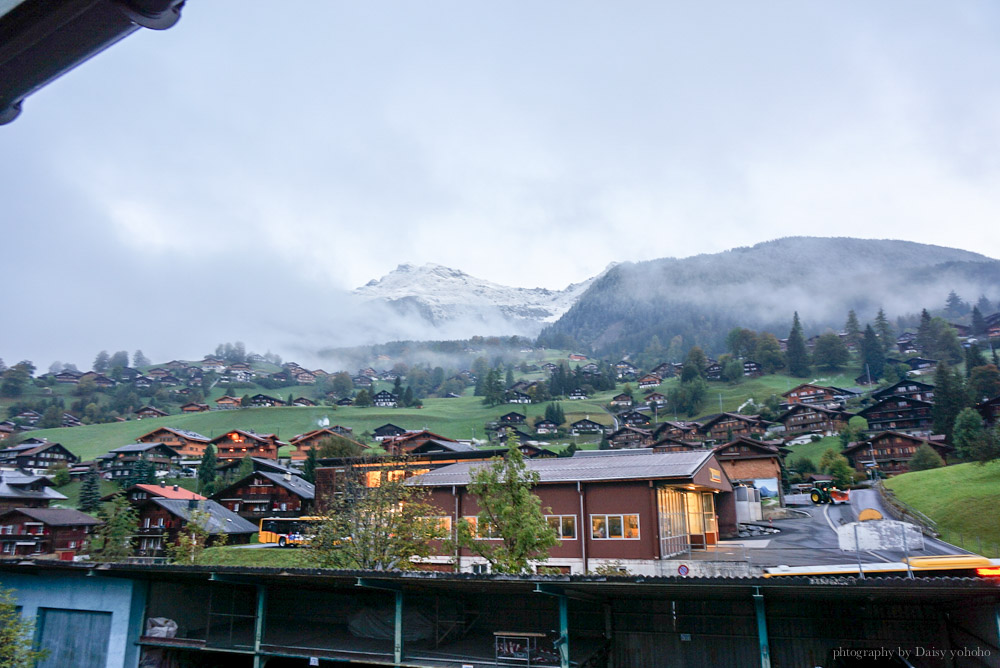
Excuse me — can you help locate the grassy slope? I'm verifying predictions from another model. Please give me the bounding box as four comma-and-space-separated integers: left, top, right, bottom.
784, 435, 842, 469
885, 460, 1000, 557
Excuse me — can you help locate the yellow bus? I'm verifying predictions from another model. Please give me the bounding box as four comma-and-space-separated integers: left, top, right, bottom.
764, 555, 1000, 578
258, 517, 323, 547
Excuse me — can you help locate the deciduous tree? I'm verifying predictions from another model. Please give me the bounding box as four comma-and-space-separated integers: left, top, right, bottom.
0, 586, 48, 667
812, 331, 849, 370
907, 444, 945, 471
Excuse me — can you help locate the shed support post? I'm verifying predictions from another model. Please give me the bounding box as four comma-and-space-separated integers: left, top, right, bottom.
558, 593, 569, 668
253, 584, 267, 668
395, 589, 404, 665
753, 587, 771, 668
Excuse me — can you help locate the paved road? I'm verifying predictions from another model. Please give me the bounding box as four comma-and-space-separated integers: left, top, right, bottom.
741, 488, 964, 568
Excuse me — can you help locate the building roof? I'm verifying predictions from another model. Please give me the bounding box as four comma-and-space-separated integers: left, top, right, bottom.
215, 471, 315, 500
0, 471, 66, 502
108, 443, 181, 456
133, 483, 205, 500
0, 507, 101, 526
409, 449, 716, 487
151, 499, 259, 535
139, 427, 210, 442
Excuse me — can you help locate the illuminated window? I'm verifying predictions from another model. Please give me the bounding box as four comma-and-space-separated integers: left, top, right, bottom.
463, 517, 500, 539
546, 515, 576, 540
590, 514, 639, 540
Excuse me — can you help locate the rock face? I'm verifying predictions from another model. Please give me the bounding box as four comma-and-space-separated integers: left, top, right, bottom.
354, 262, 613, 331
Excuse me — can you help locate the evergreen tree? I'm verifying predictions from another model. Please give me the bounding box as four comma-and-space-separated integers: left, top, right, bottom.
505, 366, 515, 388
133, 350, 151, 368
952, 407, 1000, 464
874, 308, 894, 353
94, 493, 138, 561
198, 444, 217, 493
393, 375, 402, 395
976, 295, 994, 315
402, 386, 414, 407
237, 455, 254, 480
0, 586, 49, 666
968, 364, 1000, 403
354, 389, 372, 407
302, 447, 318, 483
108, 351, 129, 370
860, 325, 885, 382
965, 344, 987, 377
931, 363, 966, 441
945, 290, 968, 318
915, 309, 934, 354
79, 472, 102, 513
754, 334, 785, 374
93, 350, 110, 373
786, 312, 810, 377
971, 306, 988, 336
907, 444, 945, 471
844, 310, 862, 349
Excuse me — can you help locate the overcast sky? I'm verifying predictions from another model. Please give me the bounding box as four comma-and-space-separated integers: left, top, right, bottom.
2, 1, 1000, 367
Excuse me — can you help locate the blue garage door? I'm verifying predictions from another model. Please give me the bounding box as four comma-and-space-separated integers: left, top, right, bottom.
36, 608, 113, 668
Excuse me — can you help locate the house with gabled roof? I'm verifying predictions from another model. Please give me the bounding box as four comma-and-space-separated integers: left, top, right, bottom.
498, 411, 526, 425
568, 389, 588, 400
288, 428, 368, 461
781, 383, 841, 407
372, 423, 407, 441
0, 470, 67, 511
976, 395, 1000, 426
650, 362, 675, 378
210, 430, 286, 461
130, 497, 258, 556
292, 397, 316, 407
135, 405, 168, 420
372, 390, 398, 408
871, 379, 935, 403
570, 418, 605, 434
534, 419, 559, 435
774, 404, 853, 437
0, 508, 100, 557
652, 436, 701, 453
135, 427, 211, 460
609, 393, 633, 409
607, 426, 654, 449
697, 413, 770, 443
248, 394, 286, 408
212, 470, 315, 520
618, 410, 651, 427
215, 395, 241, 410
637, 374, 662, 389
858, 397, 934, 435
0, 441, 79, 473
53, 369, 83, 383
614, 360, 638, 379
505, 390, 531, 404
653, 421, 701, 442
843, 431, 953, 475
712, 437, 786, 502
180, 402, 210, 414
644, 392, 668, 408
101, 443, 181, 481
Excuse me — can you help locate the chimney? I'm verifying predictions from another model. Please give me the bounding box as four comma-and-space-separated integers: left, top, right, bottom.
188, 499, 199, 510
159, 480, 165, 487
173, 485, 179, 492
284, 472, 292, 482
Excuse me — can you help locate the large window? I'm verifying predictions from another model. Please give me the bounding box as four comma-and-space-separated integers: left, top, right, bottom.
590, 514, 639, 540
546, 515, 577, 540
462, 517, 500, 539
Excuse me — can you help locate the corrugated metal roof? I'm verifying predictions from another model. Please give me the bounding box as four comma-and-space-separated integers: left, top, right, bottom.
152, 499, 258, 535
257, 471, 315, 499
409, 449, 713, 487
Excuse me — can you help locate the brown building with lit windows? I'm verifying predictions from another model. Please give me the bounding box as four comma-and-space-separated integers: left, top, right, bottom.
209, 430, 286, 462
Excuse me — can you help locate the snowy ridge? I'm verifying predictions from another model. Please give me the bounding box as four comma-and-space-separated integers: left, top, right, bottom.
354, 263, 611, 328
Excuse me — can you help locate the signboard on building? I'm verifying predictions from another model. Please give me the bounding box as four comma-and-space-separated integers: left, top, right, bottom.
837, 520, 923, 552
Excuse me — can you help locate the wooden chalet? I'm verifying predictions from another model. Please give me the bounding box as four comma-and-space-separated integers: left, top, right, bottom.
858, 397, 934, 435
80, 371, 115, 388
637, 374, 662, 389
135, 405, 168, 420
157, 374, 181, 387
618, 410, 651, 427
381, 430, 469, 456
372, 423, 407, 441
372, 390, 398, 408
134, 376, 154, 390
351, 375, 373, 388
215, 395, 242, 410
100, 443, 181, 481
541, 363, 558, 373
609, 393, 634, 409
906, 357, 938, 372
335, 397, 354, 406
843, 431, 954, 476
492, 425, 532, 444
53, 369, 82, 383
248, 394, 286, 408
288, 429, 368, 461
517, 444, 558, 458
697, 413, 770, 443
896, 332, 918, 354
210, 430, 286, 462
498, 411, 526, 425
653, 421, 701, 442
871, 379, 935, 403
200, 359, 227, 373
292, 370, 317, 385
12, 410, 41, 426
0, 441, 79, 472
505, 390, 531, 404
212, 471, 315, 520
62, 413, 82, 428
534, 419, 559, 435
712, 438, 786, 501
135, 427, 211, 460
409, 449, 737, 571
704, 363, 723, 381
781, 383, 841, 407
180, 402, 210, 413
0, 423, 13, 441
607, 426, 654, 449
0, 471, 67, 511
146, 367, 170, 379
614, 361, 638, 378
131, 497, 257, 557
742, 360, 763, 377
652, 437, 702, 453
568, 389, 588, 400
774, 404, 853, 437
976, 395, 1000, 426
650, 362, 675, 378
292, 397, 317, 407
0, 508, 100, 557
570, 418, 605, 434
580, 363, 600, 375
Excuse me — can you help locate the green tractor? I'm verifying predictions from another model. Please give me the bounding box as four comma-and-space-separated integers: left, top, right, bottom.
809, 480, 850, 505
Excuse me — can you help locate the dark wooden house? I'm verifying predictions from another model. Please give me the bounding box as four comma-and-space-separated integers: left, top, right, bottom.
858, 397, 934, 435
0, 508, 100, 556
843, 431, 953, 476
211, 471, 315, 520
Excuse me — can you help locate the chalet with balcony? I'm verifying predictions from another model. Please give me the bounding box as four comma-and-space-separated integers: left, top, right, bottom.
372, 391, 398, 408
131, 497, 258, 557
211, 471, 315, 520
618, 410, 651, 427
135, 427, 211, 460
615, 361, 638, 379
872, 379, 935, 403
135, 405, 168, 420
351, 375, 373, 388
644, 392, 668, 408
200, 359, 227, 373
335, 397, 354, 406
637, 374, 662, 389
704, 363, 723, 381
0, 471, 67, 511
134, 376, 154, 390
774, 404, 853, 437
843, 431, 953, 476
180, 402, 210, 413
652, 437, 701, 453
101, 443, 181, 481
293, 370, 317, 385
0, 508, 100, 557
781, 383, 841, 407
288, 428, 368, 461
381, 430, 466, 456
62, 413, 82, 428
568, 389, 588, 400
858, 397, 934, 435
609, 393, 634, 409
215, 395, 241, 410
906, 357, 938, 373
408, 449, 736, 573
248, 394, 286, 408
742, 360, 763, 377
292, 397, 316, 407
652, 421, 701, 442
498, 412, 526, 425
372, 423, 407, 441
80, 371, 115, 388
534, 419, 559, 435
0, 441, 79, 473
607, 426, 654, 449
210, 430, 285, 462
12, 410, 41, 426
157, 374, 182, 387
697, 414, 770, 443
505, 390, 531, 404
491, 425, 532, 444
53, 369, 82, 383
650, 362, 675, 378
570, 418, 605, 434
147, 367, 170, 379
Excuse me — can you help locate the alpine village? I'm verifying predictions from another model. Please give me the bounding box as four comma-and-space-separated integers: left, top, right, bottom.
2, 293, 1000, 668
